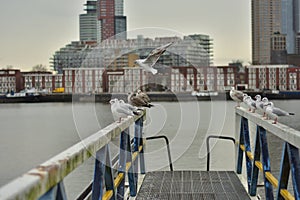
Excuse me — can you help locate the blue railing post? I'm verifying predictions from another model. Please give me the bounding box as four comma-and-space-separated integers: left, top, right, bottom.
139, 117, 146, 174
236, 118, 245, 174
117, 130, 129, 200
92, 145, 115, 200
125, 128, 137, 197
249, 126, 261, 196
287, 143, 300, 199
236, 117, 252, 192
39, 181, 67, 200
277, 142, 290, 199
259, 126, 274, 199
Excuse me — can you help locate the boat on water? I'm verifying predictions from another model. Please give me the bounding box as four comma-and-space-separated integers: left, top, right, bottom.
0, 88, 40, 103
5, 88, 40, 98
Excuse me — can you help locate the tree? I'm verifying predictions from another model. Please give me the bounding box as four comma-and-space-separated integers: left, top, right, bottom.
31, 64, 48, 72
2, 65, 14, 69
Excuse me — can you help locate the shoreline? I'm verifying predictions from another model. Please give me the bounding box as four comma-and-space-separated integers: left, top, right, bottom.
1, 90, 300, 103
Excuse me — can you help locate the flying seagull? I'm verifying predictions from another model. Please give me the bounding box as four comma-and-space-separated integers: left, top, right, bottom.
135, 42, 173, 75
109, 98, 139, 122
265, 102, 295, 124
229, 87, 244, 107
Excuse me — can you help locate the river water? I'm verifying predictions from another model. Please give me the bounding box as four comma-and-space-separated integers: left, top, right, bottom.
0, 100, 299, 198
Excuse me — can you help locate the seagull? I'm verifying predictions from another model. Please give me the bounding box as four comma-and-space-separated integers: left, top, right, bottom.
136, 90, 151, 103
118, 99, 141, 114
243, 94, 256, 112
128, 92, 154, 108
135, 42, 173, 75
265, 102, 295, 124
261, 97, 269, 118
229, 87, 244, 107
109, 98, 138, 122
255, 94, 264, 114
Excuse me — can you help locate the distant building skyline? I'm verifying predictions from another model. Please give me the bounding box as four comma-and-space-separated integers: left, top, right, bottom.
252, 0, 300, 65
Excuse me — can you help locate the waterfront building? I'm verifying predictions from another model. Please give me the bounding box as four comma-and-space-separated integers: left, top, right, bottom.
170, 66, 236, 92
51, 41, 98, 73
63, 68, 105, 94
247, 65, 300, 90
22, 72, 63, 92
0, 69, 22, 93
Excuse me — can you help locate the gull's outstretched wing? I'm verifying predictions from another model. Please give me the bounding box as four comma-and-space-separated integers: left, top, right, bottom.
144, 42, 173, 66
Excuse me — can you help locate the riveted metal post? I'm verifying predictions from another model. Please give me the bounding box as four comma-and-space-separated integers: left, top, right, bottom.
259, 126, 274, 200
243, 117, 252, 192
249, 126, 261, 196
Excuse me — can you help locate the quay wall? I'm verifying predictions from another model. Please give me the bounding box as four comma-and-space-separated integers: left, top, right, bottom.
1, 91, 300, 103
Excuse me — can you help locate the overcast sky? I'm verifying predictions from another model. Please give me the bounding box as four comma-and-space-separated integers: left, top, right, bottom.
0, 0, 251, 71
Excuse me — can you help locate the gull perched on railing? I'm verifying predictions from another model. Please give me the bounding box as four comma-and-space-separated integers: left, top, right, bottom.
265, 102, 295, 124
135, 42, 173, 75
255, 94, 264, 113
243, 94, 256, 112
128, 92, 154, 108
110, 98, 139, 123
229, 87, 244, 107
136, 89, 151, 104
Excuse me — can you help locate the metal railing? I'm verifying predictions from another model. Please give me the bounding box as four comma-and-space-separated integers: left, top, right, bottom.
146, 135, 173, 171
236, 106, 300, 200
206, 135, 236, 171
0, 111, 146, 200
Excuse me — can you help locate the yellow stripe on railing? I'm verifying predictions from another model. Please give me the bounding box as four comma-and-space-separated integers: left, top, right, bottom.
102, 190, 113, 200
265, 172, 278, 188
239, 145, 295, 200
280, 189, 295, 200
102, 144, 144, 200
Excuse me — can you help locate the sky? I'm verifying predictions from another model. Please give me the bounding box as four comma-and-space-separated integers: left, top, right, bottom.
0, 0, 251, 71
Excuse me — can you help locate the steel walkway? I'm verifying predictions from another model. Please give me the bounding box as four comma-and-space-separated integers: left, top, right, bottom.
136, 171, 250, 200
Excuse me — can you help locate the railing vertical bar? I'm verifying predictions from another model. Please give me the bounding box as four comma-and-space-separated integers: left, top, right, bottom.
259, 126, 274, 199
139, 117, 146, 174
133, 119, 141, 192
277, 142, 290, 200
117, 131, 128, 200
250, 126, 261, 196
236, 118, 244, 174
103, 144, 115, 200
125, 128, 137, 197
92, 146, 107, 200
287, 143, 300, 199
243, 117, 253, 192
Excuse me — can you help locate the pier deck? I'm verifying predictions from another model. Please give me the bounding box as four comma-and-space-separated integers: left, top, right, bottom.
136, 171, 250, 200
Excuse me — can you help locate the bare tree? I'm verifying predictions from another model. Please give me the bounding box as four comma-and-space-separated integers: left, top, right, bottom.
31, 64, 48, 72
2, 65, 14, 69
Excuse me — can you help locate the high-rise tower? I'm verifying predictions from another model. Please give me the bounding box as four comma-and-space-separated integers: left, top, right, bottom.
79, 1, 98, 42
97, 0, 126, 42
252, 0, 281, 64
252, 0, 300, 64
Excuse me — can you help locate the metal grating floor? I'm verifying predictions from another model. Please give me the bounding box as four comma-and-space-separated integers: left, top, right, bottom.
137, 171, 251, 200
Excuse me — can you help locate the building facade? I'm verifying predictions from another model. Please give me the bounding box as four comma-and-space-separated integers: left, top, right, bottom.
0, 69, 22, 93
247, 65, 300, 90
22, 72, 63, 92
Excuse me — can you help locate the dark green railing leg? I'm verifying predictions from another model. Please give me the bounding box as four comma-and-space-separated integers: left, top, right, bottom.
249, 126, 261, 196
259, 127, 273, 199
